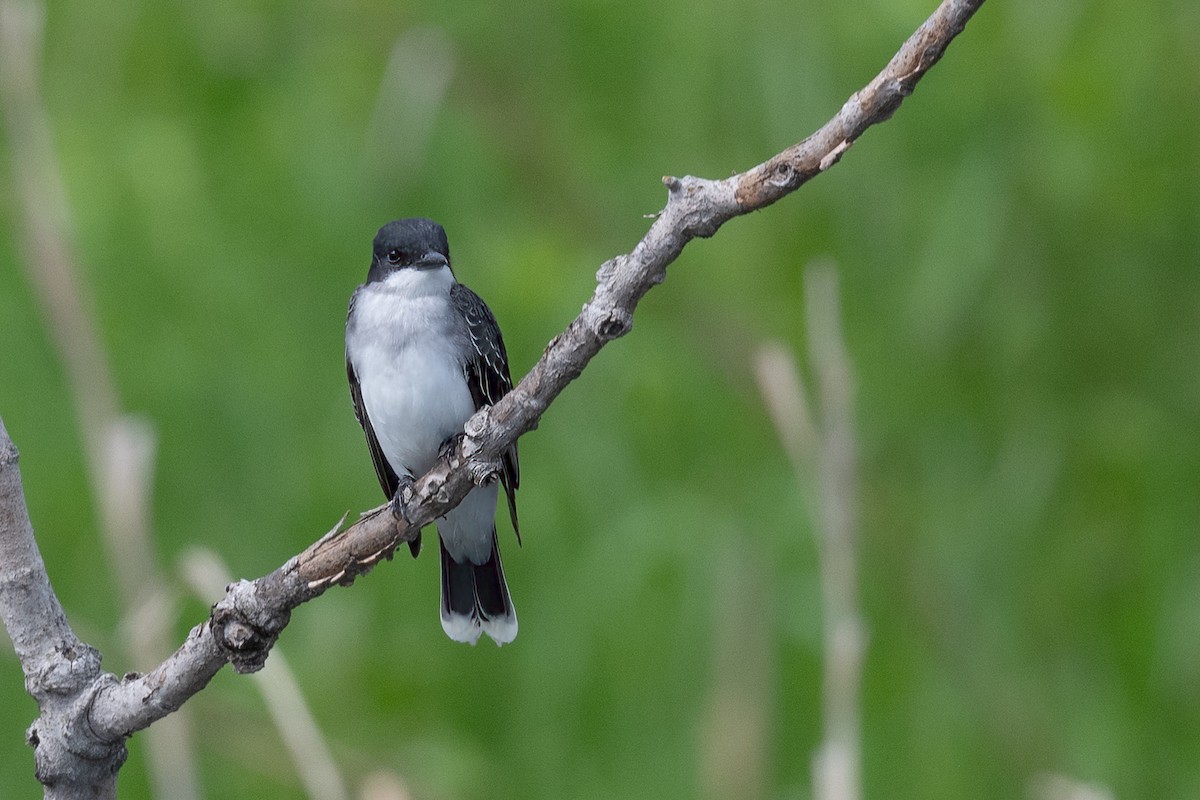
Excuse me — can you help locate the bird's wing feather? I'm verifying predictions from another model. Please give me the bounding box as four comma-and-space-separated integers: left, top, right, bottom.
450, 282, 521, 540
347, 356, 400, 498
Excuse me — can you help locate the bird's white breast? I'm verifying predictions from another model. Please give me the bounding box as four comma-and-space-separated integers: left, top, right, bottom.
347, 266, 475, 479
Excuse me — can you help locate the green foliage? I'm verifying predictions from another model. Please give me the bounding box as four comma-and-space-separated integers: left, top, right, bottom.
2, 0, 1198, 797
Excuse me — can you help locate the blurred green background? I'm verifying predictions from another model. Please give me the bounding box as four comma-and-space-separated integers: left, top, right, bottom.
2, 0, 1198, 798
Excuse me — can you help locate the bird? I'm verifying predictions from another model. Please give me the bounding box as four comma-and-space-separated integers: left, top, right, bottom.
345, 218, 520, 645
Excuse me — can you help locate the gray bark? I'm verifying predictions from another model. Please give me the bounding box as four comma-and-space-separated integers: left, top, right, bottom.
0, 1, 985, 795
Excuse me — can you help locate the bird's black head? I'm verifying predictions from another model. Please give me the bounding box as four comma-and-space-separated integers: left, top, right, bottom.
367, 218, 452, 283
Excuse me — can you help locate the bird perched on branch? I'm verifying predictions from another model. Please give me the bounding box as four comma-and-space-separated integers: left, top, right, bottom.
345, 218, 520, 645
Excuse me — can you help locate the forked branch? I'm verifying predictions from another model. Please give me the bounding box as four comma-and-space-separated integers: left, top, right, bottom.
0, 1, 985, 796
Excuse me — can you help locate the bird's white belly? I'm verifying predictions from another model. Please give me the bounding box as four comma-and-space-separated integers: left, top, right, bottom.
357, 340, 475, 479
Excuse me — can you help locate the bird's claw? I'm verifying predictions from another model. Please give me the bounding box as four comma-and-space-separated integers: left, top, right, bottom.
390, 475, 416, 526
438, 431, 467, 461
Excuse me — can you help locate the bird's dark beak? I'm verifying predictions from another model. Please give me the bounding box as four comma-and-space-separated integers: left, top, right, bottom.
413, 250, 449, 270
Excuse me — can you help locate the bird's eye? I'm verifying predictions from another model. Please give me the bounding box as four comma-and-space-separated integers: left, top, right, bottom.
386, 249, 404, 264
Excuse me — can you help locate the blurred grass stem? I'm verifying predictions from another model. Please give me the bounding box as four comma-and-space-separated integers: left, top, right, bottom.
755, 261, 863, 800
698, 535, 773, 800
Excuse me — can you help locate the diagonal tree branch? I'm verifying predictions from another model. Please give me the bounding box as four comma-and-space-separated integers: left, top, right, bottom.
0, 0, 985, 795
262, 0, 984, 608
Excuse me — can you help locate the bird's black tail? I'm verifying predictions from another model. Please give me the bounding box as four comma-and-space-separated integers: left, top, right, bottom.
439, 531, 517, 645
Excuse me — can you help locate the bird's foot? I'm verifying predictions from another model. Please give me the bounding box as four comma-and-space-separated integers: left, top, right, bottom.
390, 475, 417, 526
438, 431, 466, 461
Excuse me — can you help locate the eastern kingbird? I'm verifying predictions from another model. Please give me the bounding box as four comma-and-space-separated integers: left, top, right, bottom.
345, 218, 520, 645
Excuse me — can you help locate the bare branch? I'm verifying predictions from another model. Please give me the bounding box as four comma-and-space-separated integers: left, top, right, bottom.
180, 548, 349, 800
0, 0, 201, 795
0, 418, 114, 795
734, 0, 983, 210
0, 0, 985, 794
256, 0, 987, 614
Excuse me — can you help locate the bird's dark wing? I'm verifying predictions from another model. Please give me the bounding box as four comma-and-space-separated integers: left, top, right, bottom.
450, 282, 521, 541
347, 358, 398, 497
347, 291, 420, 556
